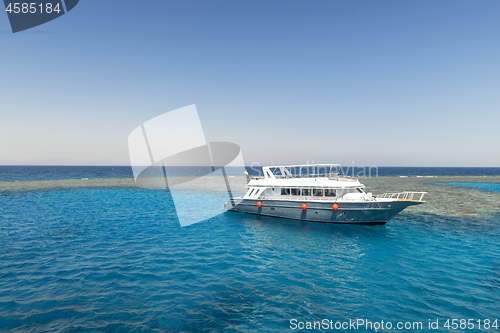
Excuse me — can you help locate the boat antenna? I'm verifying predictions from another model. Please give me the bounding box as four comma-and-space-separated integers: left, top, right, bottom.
270, 159, 275, 166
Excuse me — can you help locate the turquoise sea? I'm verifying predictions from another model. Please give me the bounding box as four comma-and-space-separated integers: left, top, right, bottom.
0, 167, 499, 332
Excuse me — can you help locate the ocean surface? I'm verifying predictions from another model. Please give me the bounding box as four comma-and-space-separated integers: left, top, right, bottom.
2, 166, 500, 182
0, 167, 499, 332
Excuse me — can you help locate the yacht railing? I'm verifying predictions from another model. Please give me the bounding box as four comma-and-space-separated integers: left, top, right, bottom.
376, 191, 426, 202
337, 176, 360, 182
258, 196, 338, 202
249, 173, 353, 180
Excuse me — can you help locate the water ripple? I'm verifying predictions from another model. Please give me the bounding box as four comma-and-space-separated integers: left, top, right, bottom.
0, 185, 499, 332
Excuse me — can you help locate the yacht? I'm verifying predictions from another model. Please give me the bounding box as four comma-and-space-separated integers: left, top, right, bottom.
224, 164, 425, 225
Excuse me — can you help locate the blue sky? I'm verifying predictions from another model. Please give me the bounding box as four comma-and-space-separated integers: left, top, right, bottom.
1, 0, 499, 166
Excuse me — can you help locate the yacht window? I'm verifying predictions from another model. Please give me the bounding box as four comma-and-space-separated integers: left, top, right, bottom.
313, 189, 324, 196
356, 188, 364, 193
281, 188, 290, 195
302, 189, 311, 196
325, 189, 336, 197
291, 188, 300, 195
248, 189, 254, 196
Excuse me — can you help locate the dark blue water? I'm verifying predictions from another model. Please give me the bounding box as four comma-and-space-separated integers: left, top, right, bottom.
1, 166, 500, 182
245, 166, 500, 177
1, 168, 500, 332
0, 166, 133, 182
375, 167, 500, 177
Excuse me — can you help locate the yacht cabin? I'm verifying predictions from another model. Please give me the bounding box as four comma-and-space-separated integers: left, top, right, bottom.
243, 164, 372, 202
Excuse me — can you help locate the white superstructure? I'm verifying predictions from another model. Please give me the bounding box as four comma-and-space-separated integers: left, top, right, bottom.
242, 164, 424, 203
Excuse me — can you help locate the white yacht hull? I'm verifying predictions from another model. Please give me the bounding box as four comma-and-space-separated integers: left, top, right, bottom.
224, 198, 423, 225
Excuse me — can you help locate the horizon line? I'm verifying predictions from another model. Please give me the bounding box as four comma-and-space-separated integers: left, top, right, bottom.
1, 164, 500, 168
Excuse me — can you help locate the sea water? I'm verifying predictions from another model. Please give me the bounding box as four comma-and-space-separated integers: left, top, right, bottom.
0, 167, 499, 332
